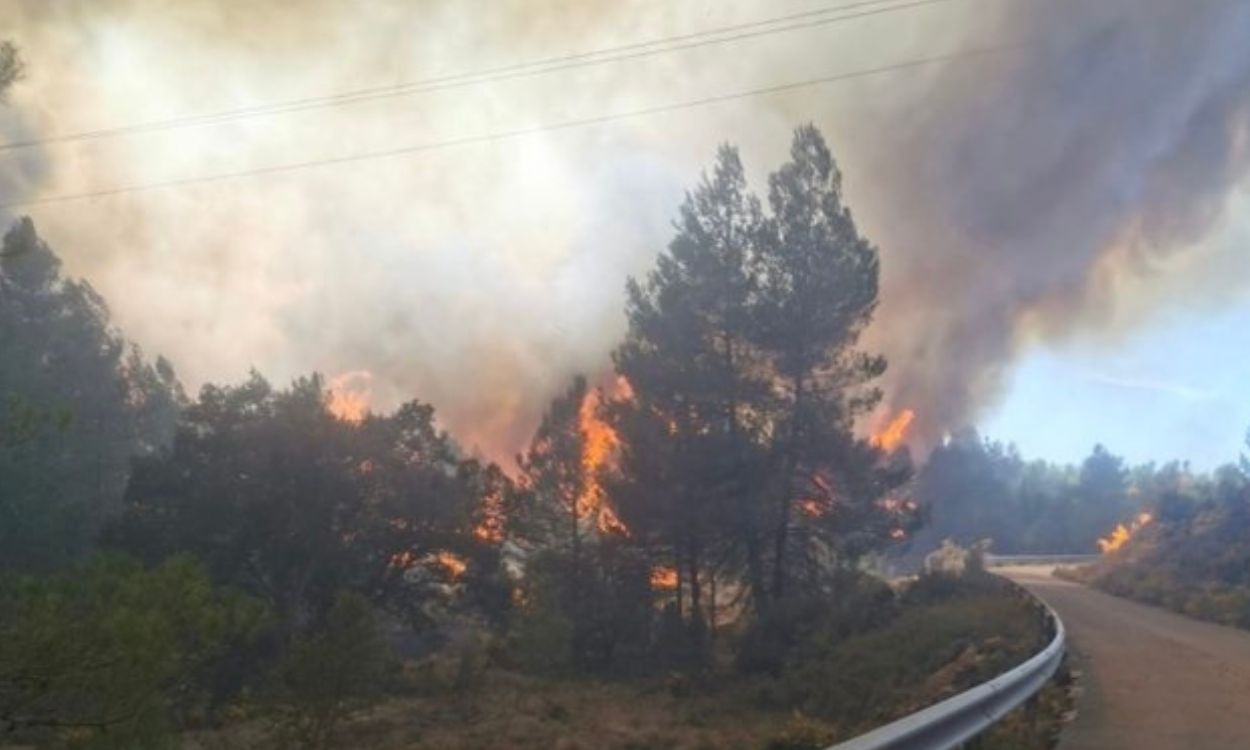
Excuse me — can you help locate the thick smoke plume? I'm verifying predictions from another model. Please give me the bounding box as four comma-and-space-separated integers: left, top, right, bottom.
2, 0, 1248, 463
859, 0, 1250, 448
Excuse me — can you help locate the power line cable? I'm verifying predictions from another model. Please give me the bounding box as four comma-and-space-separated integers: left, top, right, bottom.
0, 43, 1020, 210
0, 0, 964, 153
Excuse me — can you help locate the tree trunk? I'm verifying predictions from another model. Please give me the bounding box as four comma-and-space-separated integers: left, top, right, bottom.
771, 373, 804, 599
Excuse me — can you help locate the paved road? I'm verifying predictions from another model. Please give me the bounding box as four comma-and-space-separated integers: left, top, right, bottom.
1000, 566, 1250, 750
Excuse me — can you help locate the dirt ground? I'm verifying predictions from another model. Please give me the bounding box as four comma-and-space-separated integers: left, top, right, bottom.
1001, 565, 1250, 750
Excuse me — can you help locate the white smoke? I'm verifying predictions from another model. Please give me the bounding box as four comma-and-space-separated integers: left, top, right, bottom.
2, 0, 1248, 463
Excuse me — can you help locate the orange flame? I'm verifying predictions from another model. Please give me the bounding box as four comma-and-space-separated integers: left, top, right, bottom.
327, 370, 373, 423
871, 409, 915, 452
1097, 512, 1153, 554
798, 498, 826, 518
798, 473, 835, 518
650, 566, 679, 590
388, 550, 417, 570
474, 487, 506, 544
577, 378, 632, 537
435, 551, 468, 580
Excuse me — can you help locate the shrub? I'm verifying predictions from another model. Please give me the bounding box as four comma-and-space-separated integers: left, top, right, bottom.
778, 574, 1043, 730
266, 591, 391, 749
736, 573, 896, 676
509, 546, 653, 676
0, 555, 266, 749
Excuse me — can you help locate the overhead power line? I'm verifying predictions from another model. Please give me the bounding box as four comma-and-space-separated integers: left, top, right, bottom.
0, 0, 964, 153
0, 43, 1022, 211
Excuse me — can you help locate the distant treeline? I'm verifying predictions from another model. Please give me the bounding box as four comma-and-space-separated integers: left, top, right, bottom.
898, 433, 1215, 564
1069, 454, 1250, 628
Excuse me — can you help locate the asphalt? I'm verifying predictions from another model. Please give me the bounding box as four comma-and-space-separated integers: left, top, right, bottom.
1000, 565, 1250, 750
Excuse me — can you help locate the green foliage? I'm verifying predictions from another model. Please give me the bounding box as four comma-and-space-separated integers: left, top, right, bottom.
266, 591, 391, 749
609, 127, 914, 647
109, 372, 506, 633
1083, 464, 1250, 629
736, 572, 896, 676
510, 545, 652, 675
0, 555, 266, 748
903, 434, 1153, 562
777, 572, 1044, 731
0, 41, 21, 99
1, 218, 182, 573
508, 553, 577, 674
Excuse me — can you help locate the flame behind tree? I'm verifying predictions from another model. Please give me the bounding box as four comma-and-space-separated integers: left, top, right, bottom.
473, 485, 507, 544
649, 566, 679, 591
326, 370, 373, 423
576, 380, 630, 536
1098, 512, 1154, 554
871, 409, 916, 453
518, 375, 630, 559
607, 128, 913, 627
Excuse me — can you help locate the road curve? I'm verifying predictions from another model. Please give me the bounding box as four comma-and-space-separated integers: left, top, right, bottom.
1000, 565, 1250, 750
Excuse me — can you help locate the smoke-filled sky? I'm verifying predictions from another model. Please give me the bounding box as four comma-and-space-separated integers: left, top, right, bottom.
3, 0, 1248, 470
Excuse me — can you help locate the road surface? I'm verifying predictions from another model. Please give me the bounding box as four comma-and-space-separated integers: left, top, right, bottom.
1001, 565, 1250, 750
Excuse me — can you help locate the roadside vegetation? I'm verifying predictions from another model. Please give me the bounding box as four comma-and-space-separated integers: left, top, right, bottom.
174, 567, 1052, 750
1060, 452, 1250, 630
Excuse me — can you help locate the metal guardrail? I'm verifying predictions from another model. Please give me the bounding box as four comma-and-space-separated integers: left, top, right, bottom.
984, 554, 1098, 567
826, 580, 1066, 750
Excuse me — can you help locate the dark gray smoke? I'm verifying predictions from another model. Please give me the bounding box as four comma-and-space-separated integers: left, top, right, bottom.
860, 0, 1250, 446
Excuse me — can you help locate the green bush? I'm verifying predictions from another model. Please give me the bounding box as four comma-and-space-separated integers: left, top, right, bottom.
0, 554, 266, 749
778, 573, 1043, 731
736, 573, 896, 676
508, 547, 653, 676
266, 591, 391, 749
1083, 478, 1250, 632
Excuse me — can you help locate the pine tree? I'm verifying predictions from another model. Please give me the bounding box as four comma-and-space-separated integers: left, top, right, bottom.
1, 218, 181, 572
611, 145, 771, 627
754, 125, 895, 597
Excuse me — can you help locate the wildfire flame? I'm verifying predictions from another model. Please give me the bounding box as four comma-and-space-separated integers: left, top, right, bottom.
474, 487, 507, 544
435, 550, 468, 580
797, 472, 834, 518
388, 550, 417, 570
577, 378, 631, 537
798, 499, 826, 519
650, 566, 678, 590
871, 409, 915, 452
327, 370, 373, 423
1097, 512, 1153, 554
387, 550, 468, 582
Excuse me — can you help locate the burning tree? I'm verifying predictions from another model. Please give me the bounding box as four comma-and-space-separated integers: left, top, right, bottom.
752, 124, 907, 598
516, 375, 632, 559
606, 127, 915, 639
109, 373, 508, 634
610, 143, 772, 642
513, 375, 650, 671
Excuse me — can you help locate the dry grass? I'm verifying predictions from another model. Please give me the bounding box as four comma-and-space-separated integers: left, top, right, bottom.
188, 668, 835, 750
